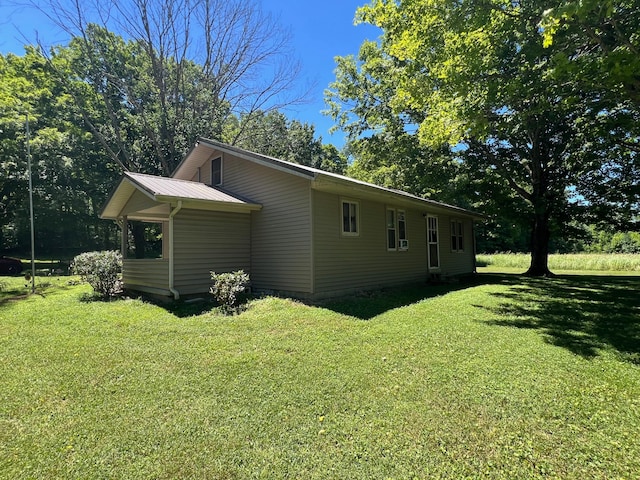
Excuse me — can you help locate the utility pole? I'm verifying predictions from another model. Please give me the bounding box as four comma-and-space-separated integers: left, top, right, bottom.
26, 114, 35, 294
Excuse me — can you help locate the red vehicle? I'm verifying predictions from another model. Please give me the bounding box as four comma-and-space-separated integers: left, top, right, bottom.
0, 256, 23, 275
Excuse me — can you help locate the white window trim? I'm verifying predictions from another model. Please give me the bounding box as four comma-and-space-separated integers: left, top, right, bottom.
451, 219, 464, 253
386, 208, 409, 251
386, 208, 397, 251
211, 155, 223, 187
398, 209, 408, 250
341, 199, 360, 236
427, 215, 440, 270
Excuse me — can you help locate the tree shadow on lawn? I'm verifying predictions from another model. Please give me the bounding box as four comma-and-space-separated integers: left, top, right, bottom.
478, 273, 640, 364
320, 275, 489, 320
0, 278, 76, 307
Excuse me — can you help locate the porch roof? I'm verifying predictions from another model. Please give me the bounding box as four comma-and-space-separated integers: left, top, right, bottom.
100, 172, 262, 220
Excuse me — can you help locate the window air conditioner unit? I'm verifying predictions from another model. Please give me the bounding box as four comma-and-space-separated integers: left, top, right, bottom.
399, 239, 409, 249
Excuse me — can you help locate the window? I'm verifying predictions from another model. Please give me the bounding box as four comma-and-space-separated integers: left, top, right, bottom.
126, 221, 164, 259
386, 209, 396, 250
387, 208, 408, 250
211, 156, 222, 186
341, 200, 359, 236
451, 220, 464, 252
427, 215, 440, 269
398, 210, 407, 249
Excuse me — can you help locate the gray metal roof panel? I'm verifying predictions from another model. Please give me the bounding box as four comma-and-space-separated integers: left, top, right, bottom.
125, 172, 249, 204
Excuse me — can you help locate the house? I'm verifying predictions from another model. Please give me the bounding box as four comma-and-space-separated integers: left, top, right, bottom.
100, 138, 483, 300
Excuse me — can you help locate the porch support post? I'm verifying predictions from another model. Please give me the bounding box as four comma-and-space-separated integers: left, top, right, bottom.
121, 216, 128, 258
168, 201, 183, 300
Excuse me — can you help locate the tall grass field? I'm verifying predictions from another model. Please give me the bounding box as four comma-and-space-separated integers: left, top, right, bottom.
477, 253, 640, 272
1, 272, 640, 478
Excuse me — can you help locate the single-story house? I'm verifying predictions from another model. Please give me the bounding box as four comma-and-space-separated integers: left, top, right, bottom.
100, 138, 483, 300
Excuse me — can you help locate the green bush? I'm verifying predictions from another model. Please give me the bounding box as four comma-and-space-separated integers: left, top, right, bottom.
210, 270, 250, 313
71, 250, 123, 298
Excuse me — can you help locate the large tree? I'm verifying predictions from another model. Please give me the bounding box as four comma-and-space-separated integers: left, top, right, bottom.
0, 49, 120, 255
24, 0, 305, 176
326, 0, 638, 275
541, 0, 640, 229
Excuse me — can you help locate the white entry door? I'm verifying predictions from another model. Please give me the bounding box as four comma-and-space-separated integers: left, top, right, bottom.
427, 215, 440, 270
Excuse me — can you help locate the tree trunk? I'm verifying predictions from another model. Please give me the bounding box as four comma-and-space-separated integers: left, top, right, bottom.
525, 210, 553, 276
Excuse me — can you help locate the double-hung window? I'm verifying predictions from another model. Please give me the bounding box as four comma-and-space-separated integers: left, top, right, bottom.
386, 208, 408, 250
341, 200, 359, 236
451, 220, 464, 252
211, 156, 222, 186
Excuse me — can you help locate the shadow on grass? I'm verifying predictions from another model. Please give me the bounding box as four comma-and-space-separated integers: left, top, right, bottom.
0, 278, 76, 306
320, 275, 488, 320
75, 290, 219, 318
478, 273, 640, 364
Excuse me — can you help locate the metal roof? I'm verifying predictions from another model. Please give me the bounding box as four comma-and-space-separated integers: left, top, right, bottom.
126, 172, 251, 203
100, 172, 261, 220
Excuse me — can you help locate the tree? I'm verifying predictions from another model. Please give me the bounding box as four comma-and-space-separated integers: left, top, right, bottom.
0, 49, 121, 256
25, 0, 304, 176
327, 0, 637, 275
232, 110, 348, 174
541, 1, 640, 228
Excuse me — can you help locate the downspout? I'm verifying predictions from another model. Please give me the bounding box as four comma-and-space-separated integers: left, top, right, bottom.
169, 201, 183, 300
472, 221, 477, 274
424, 213, 431, 278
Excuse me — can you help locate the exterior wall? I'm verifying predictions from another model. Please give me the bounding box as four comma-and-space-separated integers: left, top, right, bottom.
220, 155, 313, 294
123, 259, 170, 295
438, 217, 476, 276
312, 190, 429, 296
173, 208, 251, 295
312, 190, 476, 297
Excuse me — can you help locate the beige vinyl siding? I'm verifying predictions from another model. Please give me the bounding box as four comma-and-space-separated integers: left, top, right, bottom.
121, 189, 156, 216
438, 217, 475, 276
313, 190, 428, 295
222, 155, 312, 294
172, 208, 251, 295
123, 259, 170, 294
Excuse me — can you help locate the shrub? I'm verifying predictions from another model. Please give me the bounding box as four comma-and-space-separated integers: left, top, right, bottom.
71, 250, 123, 298
210, 270, 250, 313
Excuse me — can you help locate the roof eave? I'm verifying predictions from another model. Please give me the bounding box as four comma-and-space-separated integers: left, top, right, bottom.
155, 195, 262, 213
312, 173, 484, 220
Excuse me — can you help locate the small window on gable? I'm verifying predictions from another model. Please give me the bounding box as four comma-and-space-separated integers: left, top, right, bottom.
341, 200, 359, 236
451, 220, 464, 252
211, 156, 222, 186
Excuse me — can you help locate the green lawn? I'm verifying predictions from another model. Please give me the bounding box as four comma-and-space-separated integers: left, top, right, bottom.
1, 273, 639, 479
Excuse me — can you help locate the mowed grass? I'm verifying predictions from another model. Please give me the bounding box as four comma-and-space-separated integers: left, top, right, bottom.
1, 273, 640, 479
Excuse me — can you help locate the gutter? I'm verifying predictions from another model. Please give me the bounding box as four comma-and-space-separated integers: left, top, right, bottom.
168, 201, 183, 300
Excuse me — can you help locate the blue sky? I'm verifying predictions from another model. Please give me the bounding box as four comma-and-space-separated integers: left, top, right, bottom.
0, 0, 380, 147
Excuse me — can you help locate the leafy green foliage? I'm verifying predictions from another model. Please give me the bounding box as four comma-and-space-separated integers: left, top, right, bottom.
0, 49, 121, 255
586, 231, 640, 254
209, 270, 250, 313
71, 250, 122, 298
230, 111, 348, 174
